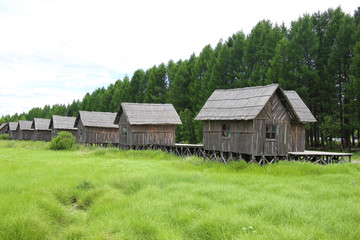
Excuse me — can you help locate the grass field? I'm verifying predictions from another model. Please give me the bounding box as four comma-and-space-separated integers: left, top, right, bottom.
0, 140, 360, 239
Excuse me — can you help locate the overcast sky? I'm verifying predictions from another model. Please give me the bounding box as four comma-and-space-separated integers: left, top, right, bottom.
0, 0, 358, 117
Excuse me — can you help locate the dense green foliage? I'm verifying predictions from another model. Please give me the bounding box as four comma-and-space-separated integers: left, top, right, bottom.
49, 131, 76, 150
0, 140, 360, 239
1, 7, 360, 149
0, 134, 9, 140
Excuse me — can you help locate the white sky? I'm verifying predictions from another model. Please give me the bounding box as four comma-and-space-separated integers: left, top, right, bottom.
0, 0, 358, 116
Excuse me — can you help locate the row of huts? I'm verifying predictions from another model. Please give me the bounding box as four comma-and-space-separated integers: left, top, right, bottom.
0, 84, 317, 157
0, 103, 182, 146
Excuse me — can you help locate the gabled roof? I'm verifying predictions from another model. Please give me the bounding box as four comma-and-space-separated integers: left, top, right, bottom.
195, 84, 279, 121
32, 118, 51, 130
114, 103, 182, 125
283, 91, 317, 123
17, 120, 33, 130
0, 123, 7, 131
50, 115, 77, 130
9, 122, 18, 131
195, 84, 316, 123
74, 111, 118, 129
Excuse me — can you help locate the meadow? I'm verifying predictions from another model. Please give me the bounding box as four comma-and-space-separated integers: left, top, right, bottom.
0, 140, 360, 240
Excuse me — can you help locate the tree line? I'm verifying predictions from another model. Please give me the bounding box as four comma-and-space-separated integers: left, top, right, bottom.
1, 7, 360, 151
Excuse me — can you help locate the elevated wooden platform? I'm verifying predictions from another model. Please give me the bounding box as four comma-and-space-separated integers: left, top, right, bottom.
288, 150, 352, 164
119, 144, 352, 165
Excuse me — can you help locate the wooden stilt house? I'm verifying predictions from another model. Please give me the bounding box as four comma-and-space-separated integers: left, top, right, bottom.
17, 120, 34, 140
114, 103, 182, 147
74, 111, 119, 145
195, 84, 316, 157
0, 123, 8, 135
32, 118, 52, 141
8, 122, 19, 140
49, 115, 78, 139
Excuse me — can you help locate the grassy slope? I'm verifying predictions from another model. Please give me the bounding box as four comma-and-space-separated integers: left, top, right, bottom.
0, 140, 360, 240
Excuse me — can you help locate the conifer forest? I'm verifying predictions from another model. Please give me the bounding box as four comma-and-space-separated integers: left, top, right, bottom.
2, 7, 360, 151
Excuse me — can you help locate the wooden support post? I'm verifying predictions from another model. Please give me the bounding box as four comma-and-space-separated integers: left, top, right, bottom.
228, 152, 234, 162
249, 155, 257, 164
184, 147, 192, 157
219, 152, 227, 164
270, 156, 278, 164
174, 147, 181, 156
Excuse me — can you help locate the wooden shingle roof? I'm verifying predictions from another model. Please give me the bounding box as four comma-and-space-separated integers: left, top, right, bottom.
114, 103, 182, 125
50, 115, 77, 130
17, 120, 33, 130
283, 91, 317, 123
9, 122, 18, 131
75, 111, 118, 129
32, 118, 51, 130
0, 123, 7, 131
195, 84, 279, 121
195, 84, 316, 123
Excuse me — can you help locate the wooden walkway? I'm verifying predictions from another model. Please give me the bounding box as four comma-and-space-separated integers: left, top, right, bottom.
288, 150, 352, 164
120, 144, 353, 165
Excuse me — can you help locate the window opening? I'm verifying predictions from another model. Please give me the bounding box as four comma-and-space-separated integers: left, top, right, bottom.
222, 123, 231, 138
266, 125, 276, 139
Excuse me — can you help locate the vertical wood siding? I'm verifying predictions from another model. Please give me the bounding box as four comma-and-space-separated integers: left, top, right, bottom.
85, 127, 119, 144
34, 130, 52, 141
288, 123, 305, 152
76, 120, 118, 144
130, 125, 176, 146
19, 130, 34, 140
9, 130, 19, 140
203, 120, 254, 154
118, 113, 176, 146
119, 114, 129, 145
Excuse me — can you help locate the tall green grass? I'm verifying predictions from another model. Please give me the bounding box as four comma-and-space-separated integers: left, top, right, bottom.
0, 140, 360, 239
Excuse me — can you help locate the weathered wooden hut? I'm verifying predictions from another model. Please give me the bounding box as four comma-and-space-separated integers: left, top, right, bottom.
74, 111, 119, 145
17, 120, 34, 140
32, 118, 52, 141
195, 84, 316, 157
114, 103, 182, 147
49, 115, 78, 139
0, 123, 8, 135
8, 122, 19, 140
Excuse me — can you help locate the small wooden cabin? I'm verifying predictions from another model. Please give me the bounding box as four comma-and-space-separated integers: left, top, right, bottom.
195, 84, 316, 157
114, 103, 182, 146
17, 120, 34, 140
74, 111, 119, 145
32, 118, 52, 141
8, 122, 19, 140
0, 123, 8, 135
49, 115, 78, 139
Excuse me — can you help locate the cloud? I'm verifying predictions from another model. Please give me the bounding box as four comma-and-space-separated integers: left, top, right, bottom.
0, 0, 359, 116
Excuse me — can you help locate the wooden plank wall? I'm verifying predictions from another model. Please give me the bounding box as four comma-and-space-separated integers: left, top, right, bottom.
20, 130, 34, 140
76, 120, 119, 144
85, 127, 119, 144
118, 113, 176, 146
119, 113, 129, 145
203, 120, 254, 154
130, 125, 176, 146
288, 123, 305, 152
34, 130, 52, 141
9, 131, 19, 140
77, 120, 86, 143
254, 94, 291, 156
